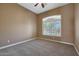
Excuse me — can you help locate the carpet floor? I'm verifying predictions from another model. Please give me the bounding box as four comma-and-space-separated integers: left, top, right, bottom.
0, 39, 78, 56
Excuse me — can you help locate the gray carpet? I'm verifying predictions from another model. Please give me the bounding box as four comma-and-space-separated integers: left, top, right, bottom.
0, 39, 78, 56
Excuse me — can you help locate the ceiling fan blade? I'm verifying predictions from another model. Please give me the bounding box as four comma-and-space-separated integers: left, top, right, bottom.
34, 3, 39, 6
41, 3, 44, 8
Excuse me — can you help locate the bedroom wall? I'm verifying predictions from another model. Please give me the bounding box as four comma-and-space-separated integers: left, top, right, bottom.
74, 3, 79, 52
0, 3, 37, 47
37, 4, 74, 44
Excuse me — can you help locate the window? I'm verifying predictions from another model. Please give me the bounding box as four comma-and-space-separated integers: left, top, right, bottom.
42, 15, 61, 36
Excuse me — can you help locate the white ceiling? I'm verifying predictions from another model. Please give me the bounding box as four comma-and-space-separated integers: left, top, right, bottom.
18, 3, 68, 14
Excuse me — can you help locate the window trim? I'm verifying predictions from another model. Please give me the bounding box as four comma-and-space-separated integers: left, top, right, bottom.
42, 15, 62, 37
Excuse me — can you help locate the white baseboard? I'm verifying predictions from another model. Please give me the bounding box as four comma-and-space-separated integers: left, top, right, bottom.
36, 37, 79, 55
36, 37, 74, 46
73, 45, 79, 55
0, 38, 35, 50
0, 37, 79, 55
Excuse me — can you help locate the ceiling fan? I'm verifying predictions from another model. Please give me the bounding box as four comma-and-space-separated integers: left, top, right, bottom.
34, 3, 46, 8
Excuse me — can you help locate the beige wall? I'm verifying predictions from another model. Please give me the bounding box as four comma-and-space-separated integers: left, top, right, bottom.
37, 4, 74, 44
0, 4, 37, 47
0, 3, 75, 47
74, 4, 79, 52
